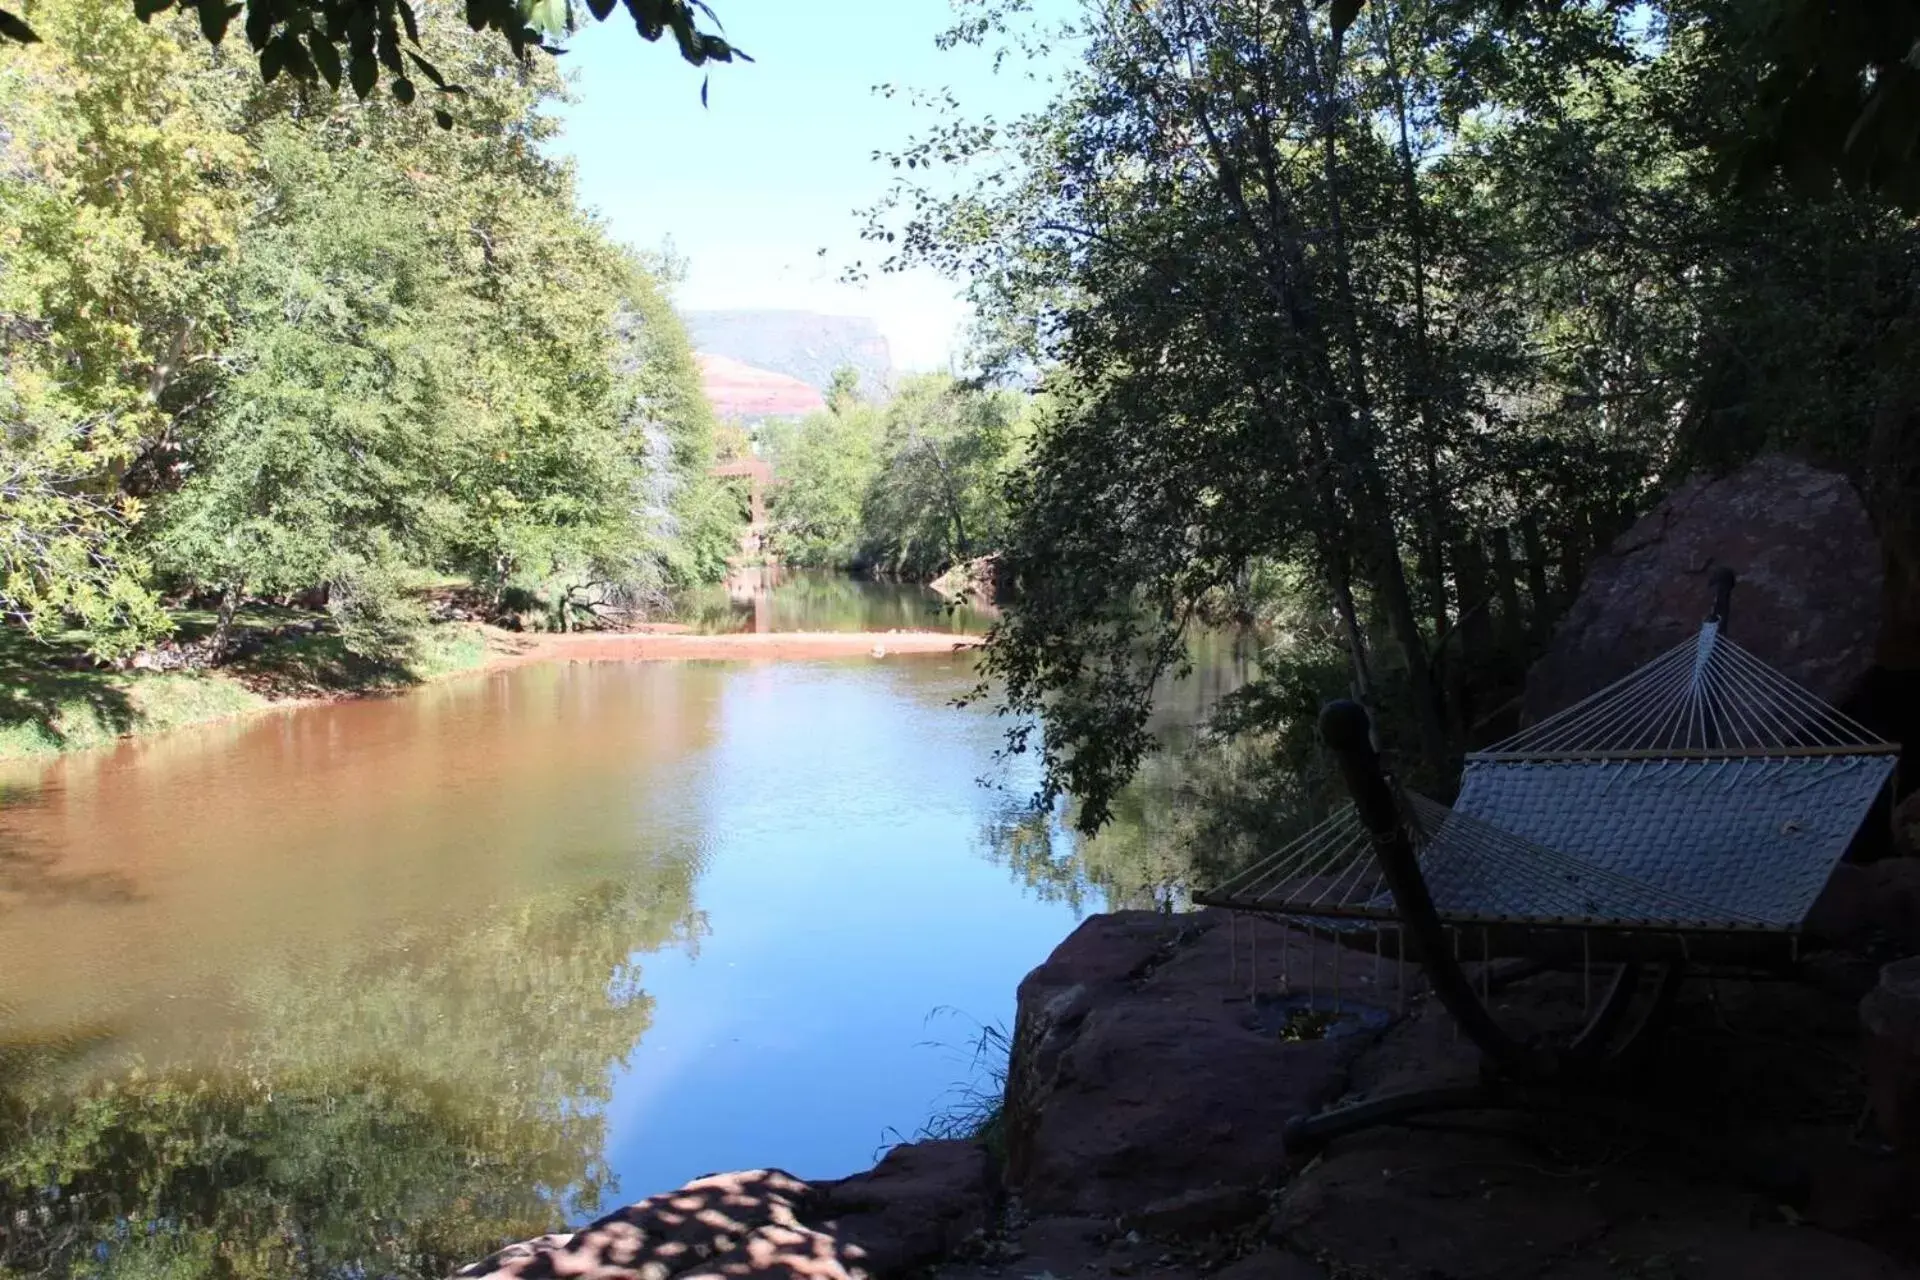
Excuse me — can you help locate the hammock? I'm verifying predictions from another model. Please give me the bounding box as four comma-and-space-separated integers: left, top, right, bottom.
1196, 614, 1899, 950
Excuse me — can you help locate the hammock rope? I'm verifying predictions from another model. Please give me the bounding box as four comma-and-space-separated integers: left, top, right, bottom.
1481, 626, 1884, 757
1198, 619, 1900, 945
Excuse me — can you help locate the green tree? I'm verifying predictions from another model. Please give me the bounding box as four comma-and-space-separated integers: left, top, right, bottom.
763, 400, 883, 568
825, 365, 862, 415
763, 374, 1029, 576
153, 125, 460, 657
614, 269, 739, 592
0, 0, 251, 652
863, 0, 1692, 827
858, 374, 1028, 581
3, 2, 733, 657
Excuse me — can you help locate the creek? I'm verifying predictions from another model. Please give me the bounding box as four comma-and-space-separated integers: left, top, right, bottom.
0, 573, 1253, 1274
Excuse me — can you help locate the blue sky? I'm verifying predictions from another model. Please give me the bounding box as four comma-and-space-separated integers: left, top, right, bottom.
548, 2, 1070, 372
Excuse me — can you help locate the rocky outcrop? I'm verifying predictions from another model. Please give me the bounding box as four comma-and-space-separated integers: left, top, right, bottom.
929, 556, 1004, 611
454, 1143, 995, 1280
812, 1140, 997, 1274
1003, 911, 1385, 1218
959, 910, 1918, 1280
1524, 454, 1882, 722
1806, 857, 1920, 950
461, 906, 1920, 1280
1900, 789, 1920, 859
684, 311, 894, 398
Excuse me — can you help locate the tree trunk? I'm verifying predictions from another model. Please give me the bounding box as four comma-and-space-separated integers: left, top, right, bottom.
1489, 527, 1524, 660
1374, 1, 1453, 664
1450, 533, 1496, 734
211, 582, 241, 663
1320, 529, 1374, 700
1520, 514, 1552, 643
916, 434, 969, 563
1304, 9, 1450, 782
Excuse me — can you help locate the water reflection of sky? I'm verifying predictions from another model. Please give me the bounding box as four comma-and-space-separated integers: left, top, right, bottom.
603, 660, 1084, 1192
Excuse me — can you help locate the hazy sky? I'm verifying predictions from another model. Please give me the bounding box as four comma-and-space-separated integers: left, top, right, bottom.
548, 2, 1069, 372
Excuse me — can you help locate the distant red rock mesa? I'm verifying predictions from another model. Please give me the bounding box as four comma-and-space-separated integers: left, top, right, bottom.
694, 352, 826, 420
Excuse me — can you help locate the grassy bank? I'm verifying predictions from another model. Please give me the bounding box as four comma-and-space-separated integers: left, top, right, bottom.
0, 613, 491, 763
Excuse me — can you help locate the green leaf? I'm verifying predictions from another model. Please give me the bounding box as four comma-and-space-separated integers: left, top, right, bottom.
349, 49, 377, 97
376, 25, 404, 73
406, 49, 448, 88
259, 36, 286, 81
0, 6, 38, 41
668, 9, 698, 60
244, 0, 272, 50
625, 0, 665, 40
279, 31, 316, 79
392, 75, 416, 104
1329, 0, 1362, 38
585, 0, 615, 19
196, 0, 242, 45
433, 108, 454, 130
396, 0, 421, 43
133, 0, 176, 21
309, 32, 342, 89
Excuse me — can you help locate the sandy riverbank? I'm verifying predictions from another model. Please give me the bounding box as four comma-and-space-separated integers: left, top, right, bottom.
0, 623, 984, 763
478, 626, 983, 667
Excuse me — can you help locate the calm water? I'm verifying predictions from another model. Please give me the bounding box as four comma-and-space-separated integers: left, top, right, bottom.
0, 578, 1248, 1277
672, 567, 999, 635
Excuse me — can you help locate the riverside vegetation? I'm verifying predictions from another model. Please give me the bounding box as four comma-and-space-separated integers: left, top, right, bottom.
5, 0, 1920, 1275
857, 0, 1920, 841
0, 0, 740, 755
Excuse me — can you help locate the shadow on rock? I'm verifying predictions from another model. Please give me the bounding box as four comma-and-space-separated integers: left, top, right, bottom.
456, 1142, 997, 1280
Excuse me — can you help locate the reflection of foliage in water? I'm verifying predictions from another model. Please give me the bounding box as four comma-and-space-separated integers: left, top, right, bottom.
672, 570, 991, 636
988, 630, 1353, 912
989, 733, 1314, 912
0, 864, 705, 1279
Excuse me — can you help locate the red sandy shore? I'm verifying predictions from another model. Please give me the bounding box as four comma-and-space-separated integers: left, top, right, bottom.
480, 626, 984, 668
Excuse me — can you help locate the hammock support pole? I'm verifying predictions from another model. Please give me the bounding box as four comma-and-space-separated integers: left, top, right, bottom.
1320, 701, 1551, 1083
1286, 705, 1694, 1155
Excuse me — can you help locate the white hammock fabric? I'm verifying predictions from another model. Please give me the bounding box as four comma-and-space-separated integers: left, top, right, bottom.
1201, 621, 1899, 937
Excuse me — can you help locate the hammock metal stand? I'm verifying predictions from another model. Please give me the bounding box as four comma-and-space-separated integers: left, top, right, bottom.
1194, 570, 1903, 1152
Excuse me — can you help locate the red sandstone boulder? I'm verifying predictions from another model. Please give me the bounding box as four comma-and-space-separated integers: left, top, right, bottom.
677, 1224, 865, 1280
1805, 858, 1920, 950
1524, 454, 1881, 723
1210, 1252, 1328, 1280
453, 1169, 822, 1279
454, 1143, 995, 1280
1897, 791, 1920, 859
814, 1140, 996, 1274
1003, 912, 1376, 1218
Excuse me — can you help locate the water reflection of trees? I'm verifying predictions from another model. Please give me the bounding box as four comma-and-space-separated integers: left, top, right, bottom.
673, 570, 991, 636
987, 628, 1316, 913
0, 862, 704, 1279
988, 731, 1327, 913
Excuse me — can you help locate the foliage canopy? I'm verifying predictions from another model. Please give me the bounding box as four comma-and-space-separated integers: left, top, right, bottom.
866, 0, 1920, 832
0, 0, 734, 659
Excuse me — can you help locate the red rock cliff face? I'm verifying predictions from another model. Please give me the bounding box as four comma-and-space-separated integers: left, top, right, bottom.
695, 353, 826, 420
